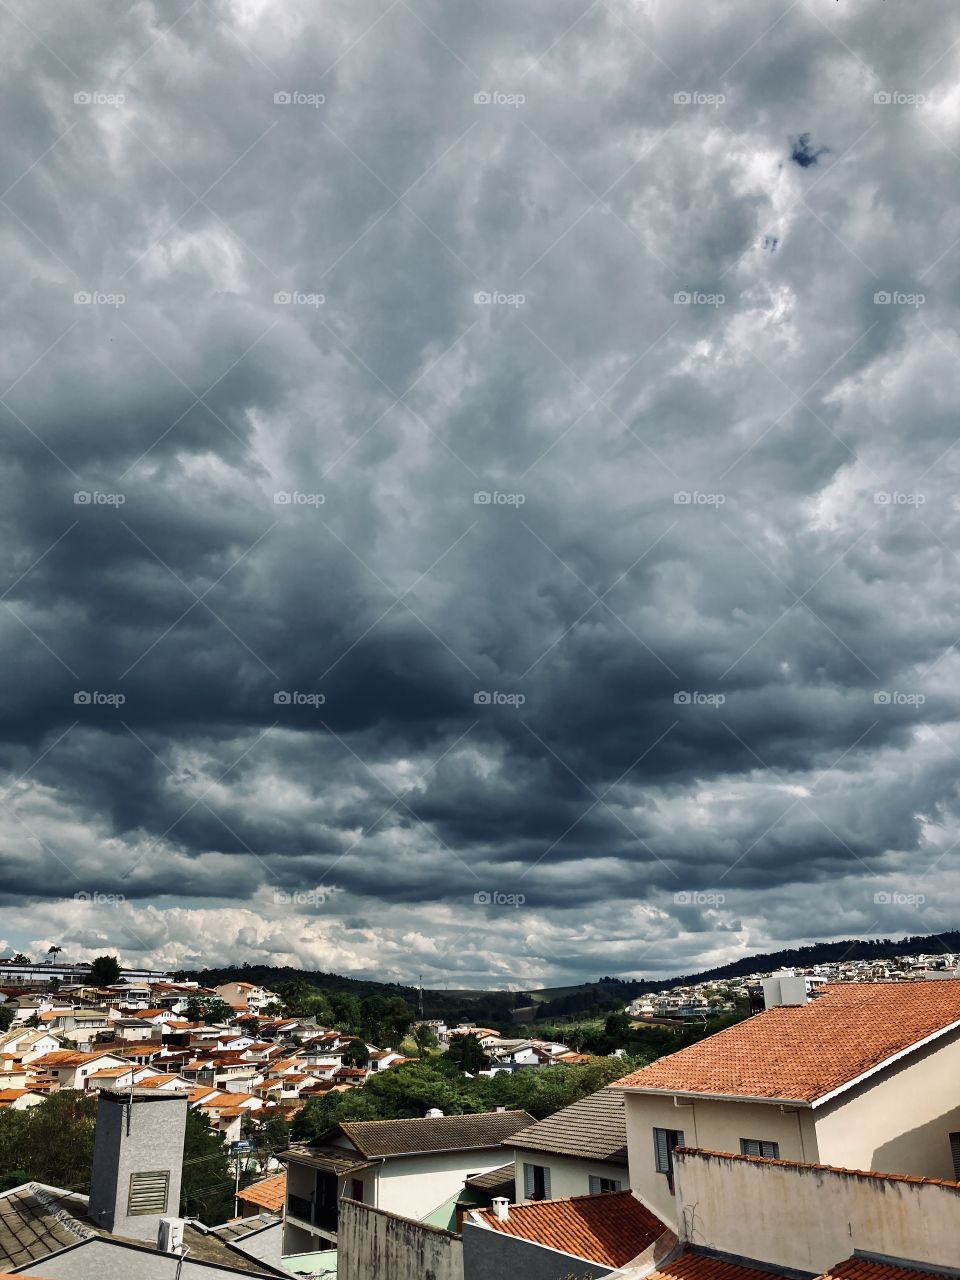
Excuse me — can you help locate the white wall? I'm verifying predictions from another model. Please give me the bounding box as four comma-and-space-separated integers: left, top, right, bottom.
623, 1090, 819, 1222
377, 1149, 511, 1219
674, 1147, 960, 1273
512, 1151, 627, 1202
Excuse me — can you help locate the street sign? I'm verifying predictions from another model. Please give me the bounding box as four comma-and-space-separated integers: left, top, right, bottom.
230, 1139, 255, 1153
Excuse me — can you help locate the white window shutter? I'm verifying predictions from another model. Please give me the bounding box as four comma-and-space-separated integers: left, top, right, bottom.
523, 1163, 534, 1198
542, 1166, 551, 1200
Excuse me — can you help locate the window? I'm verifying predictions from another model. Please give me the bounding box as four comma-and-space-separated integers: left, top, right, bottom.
350, 1178, 364, 1203
127, 1170, 170, 1216
950, 1133, 960, 1180
589, 1175, 622, 1194
740, 1139, 780, 1159
653, 1128, 684, 1193
523, 1162, 551, 1201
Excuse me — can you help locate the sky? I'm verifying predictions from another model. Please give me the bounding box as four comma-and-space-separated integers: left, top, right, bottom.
2, 0, 959, 989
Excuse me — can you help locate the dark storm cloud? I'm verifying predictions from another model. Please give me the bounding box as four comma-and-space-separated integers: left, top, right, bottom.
1, 0, 960, 982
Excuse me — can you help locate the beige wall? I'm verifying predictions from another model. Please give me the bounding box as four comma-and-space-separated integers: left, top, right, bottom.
623, 1090, 819, 1222
814, 1028, 960, 1178
511, 1150, 627, 1202
674, 1147, 960, 1273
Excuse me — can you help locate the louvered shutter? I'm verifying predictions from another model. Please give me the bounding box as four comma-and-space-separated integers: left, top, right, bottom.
950, 1133, 960, 1180
541, 1166, 551, 1200
741, 1139, 761, 1157
523, 1162, 535, 1198
654, 1128, 670, 1172
127, 1170, 170, 1216
589, 1175, 601, 1194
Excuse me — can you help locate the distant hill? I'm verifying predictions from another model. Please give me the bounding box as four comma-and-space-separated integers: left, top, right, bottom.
182, 931, 960, 1025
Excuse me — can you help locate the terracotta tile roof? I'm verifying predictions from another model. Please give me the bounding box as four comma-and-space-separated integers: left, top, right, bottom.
650, 1248, 793, 1280
507, 1087, 628, 1164
473, 1190, 666, 1268
816, 1259, 960, 1280
338, 1110, 535, 1158
237, 1173, 286, 1213
615, 981, 960, 1103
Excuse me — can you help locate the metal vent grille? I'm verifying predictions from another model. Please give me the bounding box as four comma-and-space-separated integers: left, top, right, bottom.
127, 1170, 170, 1216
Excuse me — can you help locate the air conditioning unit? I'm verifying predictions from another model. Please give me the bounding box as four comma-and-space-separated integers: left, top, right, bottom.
157, 1217, 186, 1253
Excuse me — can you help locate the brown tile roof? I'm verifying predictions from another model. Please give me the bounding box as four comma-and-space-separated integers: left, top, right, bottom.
338, 1110, 535, 1158
615, 981, 960, 1103
650, 1249, 793, 1280
464, 1163, 515, 1195
473, 1190, 666, 1268
237, 1173, 286, 1214
507, 1087, 628, 1164
816, 1259, 960, 1280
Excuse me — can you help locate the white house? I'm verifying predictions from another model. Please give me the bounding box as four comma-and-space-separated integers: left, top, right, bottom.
280, 1108, 535, 1256
506, 1087, 630, 1202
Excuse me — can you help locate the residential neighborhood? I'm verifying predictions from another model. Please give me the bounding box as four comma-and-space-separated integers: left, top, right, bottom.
1, 957, 959, 1278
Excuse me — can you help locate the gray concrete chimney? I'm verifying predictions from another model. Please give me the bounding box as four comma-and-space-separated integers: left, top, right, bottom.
88, 1089, 188, 1241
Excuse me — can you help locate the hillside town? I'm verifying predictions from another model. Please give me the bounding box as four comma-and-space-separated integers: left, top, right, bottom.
0, 955, 959, 1277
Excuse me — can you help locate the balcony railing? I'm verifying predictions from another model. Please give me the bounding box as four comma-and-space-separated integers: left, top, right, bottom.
286, 1194, 337, 1234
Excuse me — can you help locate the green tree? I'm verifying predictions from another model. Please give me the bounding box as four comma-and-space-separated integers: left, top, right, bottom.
0, 1092, 97, 1189
0, 1005, 15, 1032
444, 1033, 487, 1072
88, 955, 122, 986
186, 997, 235, 1026
180, 1109, 233, 1224
412, 1024, 439, 1055
342, 1039, 369, 1068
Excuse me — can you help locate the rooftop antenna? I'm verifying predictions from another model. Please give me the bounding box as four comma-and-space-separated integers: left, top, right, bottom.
418, 975, 424, 1020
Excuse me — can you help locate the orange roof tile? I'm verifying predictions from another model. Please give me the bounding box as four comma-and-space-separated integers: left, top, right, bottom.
474, 1191, 666, 1268
237, 1173, 286, 1213
615, 981, 960, 1103
816, 1260, 960, 1280
650, 1249, 790, 1280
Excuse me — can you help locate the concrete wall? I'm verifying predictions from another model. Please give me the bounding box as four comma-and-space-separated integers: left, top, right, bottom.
462, 1221, 612, 1280
512, 1151, 627, 1202
337, 1198, 463, 1280
814, 1027, 960, 1178
623, 1090, 819, 1221
88, 1091, 187, 1242
674, 1147, 960, 1273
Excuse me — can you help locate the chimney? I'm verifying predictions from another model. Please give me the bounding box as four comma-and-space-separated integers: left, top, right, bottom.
88, 1089, 188, 1242
492, 1197, 509, 1222
762, 974, 808, 1009
425, 1107, 444, 1118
